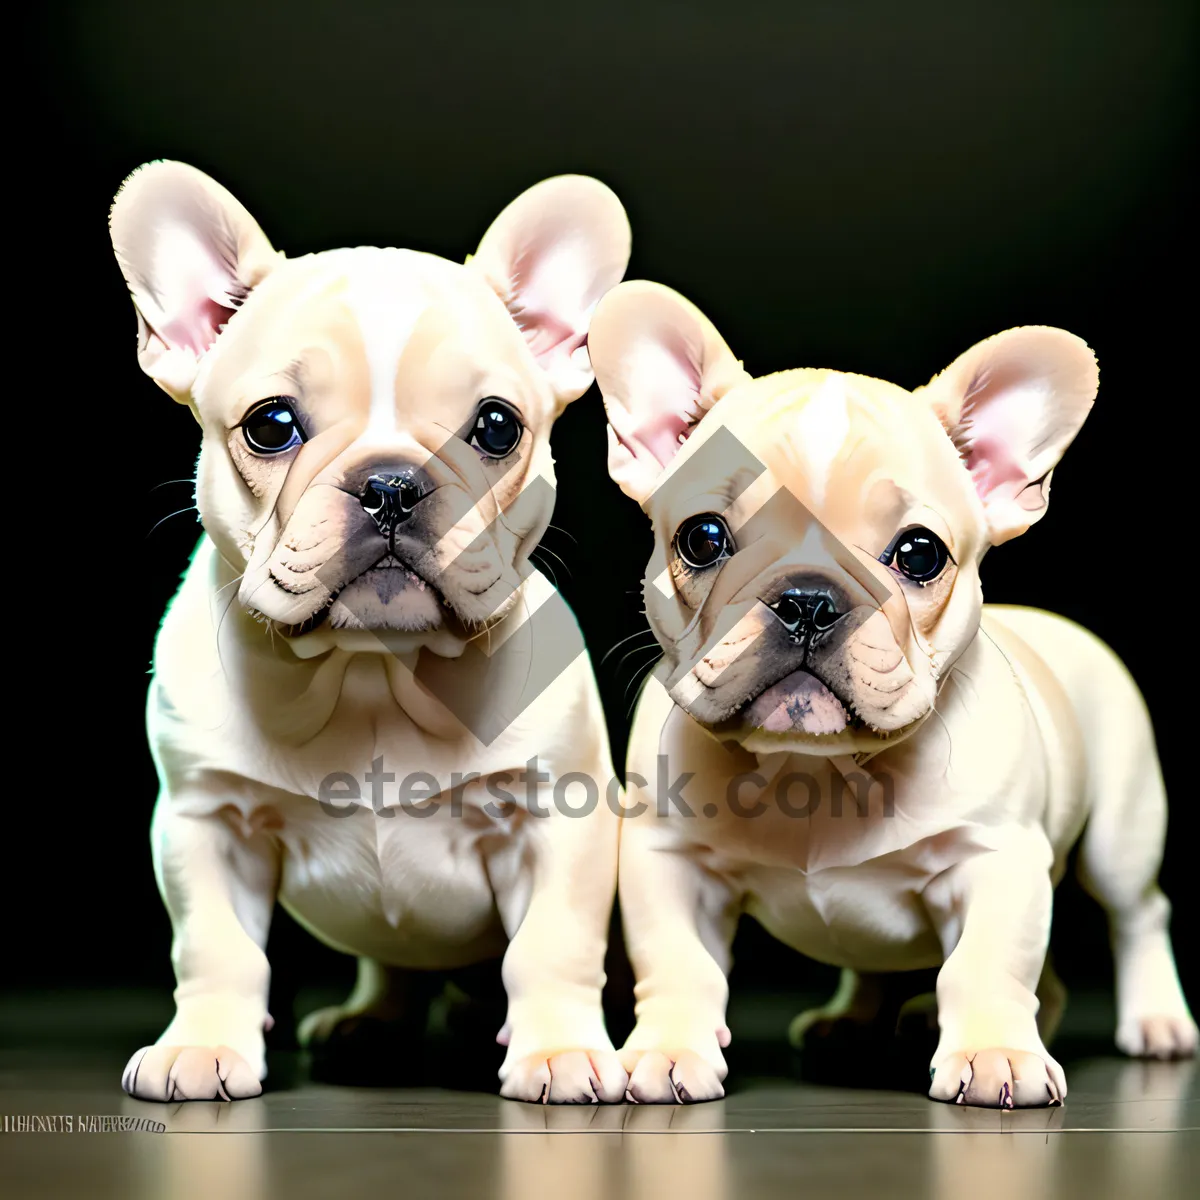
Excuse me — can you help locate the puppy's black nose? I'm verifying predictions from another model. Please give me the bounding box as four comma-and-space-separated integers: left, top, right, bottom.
768, 588, 842, 642
360, 471, 424, 533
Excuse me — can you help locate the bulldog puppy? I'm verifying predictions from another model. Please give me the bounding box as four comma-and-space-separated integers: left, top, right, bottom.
589, 280, 1197, 1107
111, 162, 631, 1103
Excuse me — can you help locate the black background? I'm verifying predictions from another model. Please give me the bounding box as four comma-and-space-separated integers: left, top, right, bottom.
14, 1, 1196, 1020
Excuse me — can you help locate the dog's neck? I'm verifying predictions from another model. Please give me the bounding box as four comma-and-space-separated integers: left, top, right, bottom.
206, 540, 538, 746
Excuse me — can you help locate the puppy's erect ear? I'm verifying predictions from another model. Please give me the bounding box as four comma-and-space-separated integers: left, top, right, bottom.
916, 326, 1099, 545
466, 175, 631, 407
587, 281, 751, 505
110, 161, 281, 403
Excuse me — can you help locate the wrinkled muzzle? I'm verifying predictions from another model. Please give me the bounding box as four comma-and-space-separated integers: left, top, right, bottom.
239, 455, 549, 638
656, 534, 936, 753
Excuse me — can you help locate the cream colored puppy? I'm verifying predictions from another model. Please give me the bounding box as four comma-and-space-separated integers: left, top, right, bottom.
111, 162, 631, 1103
589, 280, 1196, 1108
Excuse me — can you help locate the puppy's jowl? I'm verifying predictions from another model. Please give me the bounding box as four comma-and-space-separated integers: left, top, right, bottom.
589, 281, 1197, 1108
111, 162, 631, 1103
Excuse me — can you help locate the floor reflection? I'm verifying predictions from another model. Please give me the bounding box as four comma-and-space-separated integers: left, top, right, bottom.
495, 1100, 731, 1200
7, 1040, 1189, 1200
121, 1093, 268, 1200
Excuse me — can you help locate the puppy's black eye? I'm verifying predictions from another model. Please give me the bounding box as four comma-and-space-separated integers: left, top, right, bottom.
884, 527, 950, 583
676, 513, 735, 569
470, 399, 523, 458
241, 399, 304, 455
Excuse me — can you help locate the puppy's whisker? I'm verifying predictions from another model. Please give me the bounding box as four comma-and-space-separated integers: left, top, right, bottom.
214, 573, 245, 599
948, 664, 980, 703
250, 505, 280, 543
147, 506, 200, 538
461, 614, 497, 648
214, 583, 250, 678
978, 626, 1020, 685
513, 586, 537, 703
150, 478, 197, 492
601, 627, 658, 666
533, 544, 571, 580
675, 605, 706, 646
245, 478, 289, 549
214, 495, 286, 678
529, 549, 559, 589
544, 523, 578, 545
624, 652, 663, 718
614, 641, 665, 678
922, 693, 956, 779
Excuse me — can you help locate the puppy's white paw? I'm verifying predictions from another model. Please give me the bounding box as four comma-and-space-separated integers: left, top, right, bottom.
619, 1048, 725, 1104
500, 1049, 628, 1104
929, 1048, 1064, 1109
1116, 1014, 1199, 1060
121, 1044, 263, 1102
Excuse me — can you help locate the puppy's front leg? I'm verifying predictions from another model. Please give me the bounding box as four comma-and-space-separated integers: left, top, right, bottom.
923, 833, 1065, 1109
494, 769, 626, 1104
123, 798, 279, 1102
618, 819, 737, 1104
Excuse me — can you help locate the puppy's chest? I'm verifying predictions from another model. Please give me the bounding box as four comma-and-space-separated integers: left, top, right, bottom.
683, 795, 997, 970
209, 777, 520, 965
278, 797, 504, 934
182, 722, 537, 960
737, 842, 959, 971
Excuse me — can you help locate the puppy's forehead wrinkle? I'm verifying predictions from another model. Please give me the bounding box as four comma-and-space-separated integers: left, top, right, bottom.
657, 474, 746, 528
651, 424, 769, 515
280, 358, 308, 393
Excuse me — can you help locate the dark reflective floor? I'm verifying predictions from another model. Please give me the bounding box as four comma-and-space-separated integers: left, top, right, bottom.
2, 990, 1196, 1199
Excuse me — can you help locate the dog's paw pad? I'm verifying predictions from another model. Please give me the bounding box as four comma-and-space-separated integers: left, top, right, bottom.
121, 1045, 262, 1102
500, 1049, 627, 1104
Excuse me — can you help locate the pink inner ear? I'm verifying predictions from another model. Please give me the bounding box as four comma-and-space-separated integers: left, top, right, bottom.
518, 306, 578, 365
157, 294, 238, 358
632, 328, 709, 465
505, 235, 597, 368
141, 225, 243, 357
956, 371, 1050, 508
633, 409, 696, 467
963, 428, 1029, 499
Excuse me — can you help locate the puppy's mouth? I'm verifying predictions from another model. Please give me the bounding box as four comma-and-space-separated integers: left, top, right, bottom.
271, 553, 450, 639
702, 661, 926, 758
737, 668, 856, 737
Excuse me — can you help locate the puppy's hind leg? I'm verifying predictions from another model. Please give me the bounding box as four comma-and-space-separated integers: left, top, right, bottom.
791, 969, 937, 1046
299, 958, 437, 1083
792, 968, 940, 1086
1075, 675, 1197, 1059
873, 958, 1065, 1046
1035, 952, 1069, 1047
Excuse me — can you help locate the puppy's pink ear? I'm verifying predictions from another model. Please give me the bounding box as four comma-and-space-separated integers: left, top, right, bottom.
587, 281, 750, 505
466, 175, 630, 406
110, 161, 281, 403
916, 327, 1099, 545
